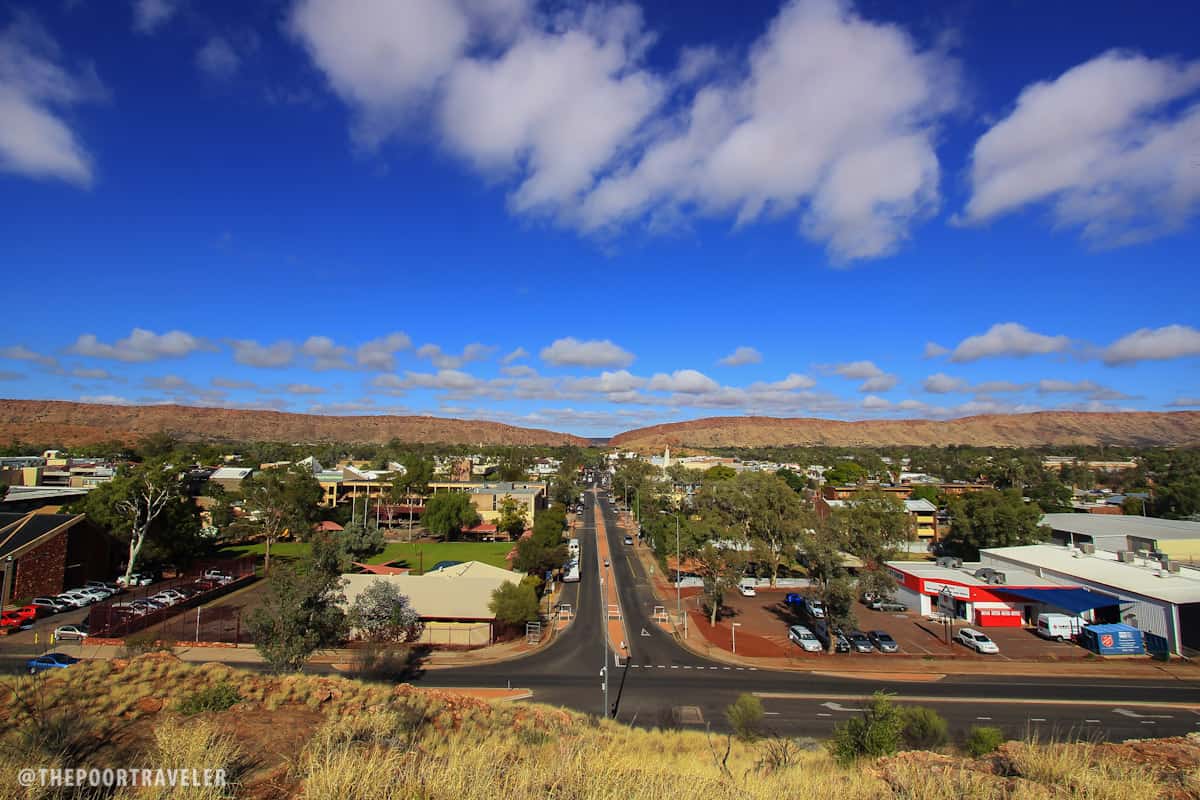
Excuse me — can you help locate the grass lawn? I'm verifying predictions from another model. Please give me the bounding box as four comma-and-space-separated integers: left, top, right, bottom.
215, 540, 513, 574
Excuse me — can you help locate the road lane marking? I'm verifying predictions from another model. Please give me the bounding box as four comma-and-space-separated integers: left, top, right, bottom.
817, 713, 832, 717
976, 717, 992, 721
671, 665, 679, 669
1141, 721, 1157, 725
753, 692, 1200, 711
1030, 718, 1046, 722
764, 712, 781, 716
1085, 719, 1101, 724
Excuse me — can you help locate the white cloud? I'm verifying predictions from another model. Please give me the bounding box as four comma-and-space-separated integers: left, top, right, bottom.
415, 342, 494, 369
861, 394, 891, 410
0, 370, 23, 381
718, 346, 762, 367
70, 367, 111, 380
356, 332, 411, 371
291, 0, 958, 262
211, 377, 257, 390
859, 374, 898, 393
1036, 379, 1103, 394
439, 4, 662, 214
963, 51, 1200, 246
79, 394, 129, 405
285, 383, 326, 395
923, 341, 949, 358
923, 373, 968, 394
579, 0, 957, 261
947, 322, 1071, 363
831, 360, 884, 379
540, 337, 634, 368
500, 364, 536, 378
1102, 324, 1200, 365
0, 16, 104, 187
757, 373, 816, 391
1166, 397, 1200, 408
301, 336, 351, 370
564, 369, 646, 394
228, 338, 296, 368
71, 329, 210, 362
973, 380, 1029, 394
501, 346, 529, 364
646, 369, 720, 394
132, 0, 178, 34
0, 344, 56, 367
196, 36, 240, 79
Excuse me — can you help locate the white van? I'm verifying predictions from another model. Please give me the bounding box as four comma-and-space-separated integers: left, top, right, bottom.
1036, 613, 1083, 642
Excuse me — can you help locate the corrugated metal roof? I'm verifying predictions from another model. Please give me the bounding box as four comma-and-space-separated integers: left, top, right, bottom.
1041, 513, 1200, 541
340, 560, 525, 620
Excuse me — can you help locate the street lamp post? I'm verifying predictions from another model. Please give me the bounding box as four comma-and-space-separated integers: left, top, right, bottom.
732, 622, 741, 654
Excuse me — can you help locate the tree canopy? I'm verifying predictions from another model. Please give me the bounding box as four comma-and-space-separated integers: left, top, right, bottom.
943, 489, 1048, 559
422, 492, 481, 539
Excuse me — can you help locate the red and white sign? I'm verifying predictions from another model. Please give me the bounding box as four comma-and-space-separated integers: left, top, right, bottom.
922, 580, 971, 600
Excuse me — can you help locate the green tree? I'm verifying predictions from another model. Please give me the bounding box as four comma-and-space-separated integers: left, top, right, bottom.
239, 466, 323, 574
944, 489, 1048, 559
495, 495, 529, 539
513, 538, 567, 579
900, 706, 949, 750
774, 467, 806, 493
699, 471, 807, 587
246, 557, 347, 672
801, 516, 858, 650
531, 506, 568, 547
340, 519, 386, 562
908, 484, 940, 504
702, 464, 737, 483
1025, 472, 1073, 513
692, 541, 745, 626
422, 491, 481, 539
347, 579, 423, 643
79, 460, 196, 583
725, 694, 765, 743
824, 461, 867, 486
136, 431, 178, 460
831, 490, 913, 599
488, 580, 539, 626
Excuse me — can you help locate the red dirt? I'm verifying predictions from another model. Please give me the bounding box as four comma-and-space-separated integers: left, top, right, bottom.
687, 609, 789, 658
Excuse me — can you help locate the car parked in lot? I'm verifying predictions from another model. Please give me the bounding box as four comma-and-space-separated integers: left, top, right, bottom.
53, 623, 89, 641
27, 652, 79, 674
868, 630, 900, 653
956, 628, 1000, 654
812, 621, 851, 653
787, 624, 823, 652
116, 573, 155, 587
15, 605, 42, 622
84, 580, 120, 596
868, 598, 909, 612
203, 570, 234, 584
738, 579, 757, 597
30, 597, 69, 614
0, 612, 24, 629
847, 630, 875, 653
54, 594, 88, 609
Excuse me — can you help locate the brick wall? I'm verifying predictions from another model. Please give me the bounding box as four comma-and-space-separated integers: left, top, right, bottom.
13, 532, 67, 601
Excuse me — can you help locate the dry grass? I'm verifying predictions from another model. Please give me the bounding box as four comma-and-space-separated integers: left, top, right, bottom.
0, 656, 1193, 800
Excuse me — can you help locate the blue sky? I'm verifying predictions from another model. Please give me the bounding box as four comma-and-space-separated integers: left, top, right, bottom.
1, 0, 1198, 437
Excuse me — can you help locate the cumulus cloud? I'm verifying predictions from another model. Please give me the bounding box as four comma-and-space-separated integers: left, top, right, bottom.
228, 338, 296, 368
284, 383, 326, 395
415, 342, 495, 370
646, 369, 721, 394
70, 367, 111, 380
963, 51, 1200, 246
291, 0, 958, 262
196, 36, 240, 79
0, 370, 23, 381
300, 336, 350, 370
946, 322, 1071, 363
923, 341, 949, 358
825, 359, 897, 392
0, 16, 105, 186
1166, 397, 1200, 408
79, 394, 130, 405
563, 369, 646, 394
540, 337, 634, 368
211, 377, 258, 390
132, 0, 178, 34
0, 344, 57, 367
71, 329, 210, 362
355, 332, 411, 371
922, 372, 968, 394
501, 346, 529, 364
1102, 324, 1200, 365
718, 346, 762, 367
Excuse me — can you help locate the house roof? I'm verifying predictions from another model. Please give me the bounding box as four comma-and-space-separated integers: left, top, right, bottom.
1040, 513, 1200, 543
210, 467, 252, 480
0, 512, 85, 561
904, 499, 937, 512
341, 560, 524, 620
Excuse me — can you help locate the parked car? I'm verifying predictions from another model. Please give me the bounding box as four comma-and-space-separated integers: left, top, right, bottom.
738, 579, 757, 597
116, 573, 154, 587
784, 593, 823, 619
1035, 613, 1083, 642
53, 623, 89, 641
812, 621, 851, 653
868, 598, 909, 612
84, 580, 120, 595
53, 594, 87, 609
192, 579, 218, 591
14, 605, 41, 623
203, 570, 234, 584
0, 612, 23, 629
847, 630, 875, 653
623, 536, 633, 546
27, 652, 79, 674
860, 591, 880, 605
956, 628, 1000, 654
787, 624, 823, 652
74, 588, 109, 603
110, 602, 148, 616
868, 630, 900, 653
30, 597, 68, 614
806, 599, 826, 620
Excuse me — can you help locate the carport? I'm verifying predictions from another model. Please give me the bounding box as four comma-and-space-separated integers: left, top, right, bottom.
994, 587, 1128, 624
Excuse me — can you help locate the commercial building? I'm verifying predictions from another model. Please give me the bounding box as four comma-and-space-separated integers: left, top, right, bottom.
815, 496, 939, 543
0, 512, 118, 606
427, 481, 547, 523
1041, 513, 1200, 563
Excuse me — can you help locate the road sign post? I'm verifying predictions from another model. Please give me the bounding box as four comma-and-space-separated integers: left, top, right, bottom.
938, 587, 954, 645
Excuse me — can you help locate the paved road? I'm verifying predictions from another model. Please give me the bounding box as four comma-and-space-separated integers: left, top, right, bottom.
419, 487, 1200, 740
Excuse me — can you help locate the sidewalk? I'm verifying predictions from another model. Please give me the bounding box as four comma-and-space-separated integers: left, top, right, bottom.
617, 514, 1200, 683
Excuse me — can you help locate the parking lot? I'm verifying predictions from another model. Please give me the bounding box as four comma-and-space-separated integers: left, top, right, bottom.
712, 588, 1091, 661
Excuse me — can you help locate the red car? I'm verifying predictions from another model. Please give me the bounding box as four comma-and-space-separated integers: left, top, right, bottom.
15, 605, 41, 622
0, 613, 24, 629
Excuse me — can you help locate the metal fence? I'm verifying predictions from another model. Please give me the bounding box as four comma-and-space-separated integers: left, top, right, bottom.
87, 557, 255, 639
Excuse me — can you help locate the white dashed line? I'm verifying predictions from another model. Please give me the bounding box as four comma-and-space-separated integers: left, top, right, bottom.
670, 665, 679, 669
976, 717, 992, 721
657, 665, 665, 669
1141, 721, 1157, 725
735, 667, 744, 671
1085, 719, 1101, 724
1030, 718, 1046, 722
683, 665, 692, 669
817, 713, 832, 717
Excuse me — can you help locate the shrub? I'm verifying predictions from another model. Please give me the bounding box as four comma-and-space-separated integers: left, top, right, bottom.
827, 692, 903, 765
965, 725, 1005, 757
122, 630, 176, 656
725, 693, 765, 743
175, 681, 242, 714
900, 705, 949, 750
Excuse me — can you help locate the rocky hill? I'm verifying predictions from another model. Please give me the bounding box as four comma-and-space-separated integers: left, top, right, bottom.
609, 411, 1200, 450
0, 399, 587, 447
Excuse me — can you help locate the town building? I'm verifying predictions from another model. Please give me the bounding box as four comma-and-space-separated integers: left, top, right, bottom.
0, 512, 118, 606
427, 481, 547, 523
1041, 513, 1200, 563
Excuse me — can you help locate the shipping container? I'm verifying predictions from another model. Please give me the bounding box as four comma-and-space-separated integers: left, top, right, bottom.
1079, 623, 1145, 655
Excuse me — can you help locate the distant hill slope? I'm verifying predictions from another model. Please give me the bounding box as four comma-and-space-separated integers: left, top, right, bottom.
0, 400, 588, 447
609, 411, 1200, 449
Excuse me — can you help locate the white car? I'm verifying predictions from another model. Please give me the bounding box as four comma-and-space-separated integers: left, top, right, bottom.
738, 582, 757, 597
116, 573, 154, 587
788, 624, 823, 652
53, 624, 89, 641
956, 628, 1000, 654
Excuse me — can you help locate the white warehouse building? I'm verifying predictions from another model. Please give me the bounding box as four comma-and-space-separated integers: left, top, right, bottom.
979, 544, 1200, 656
